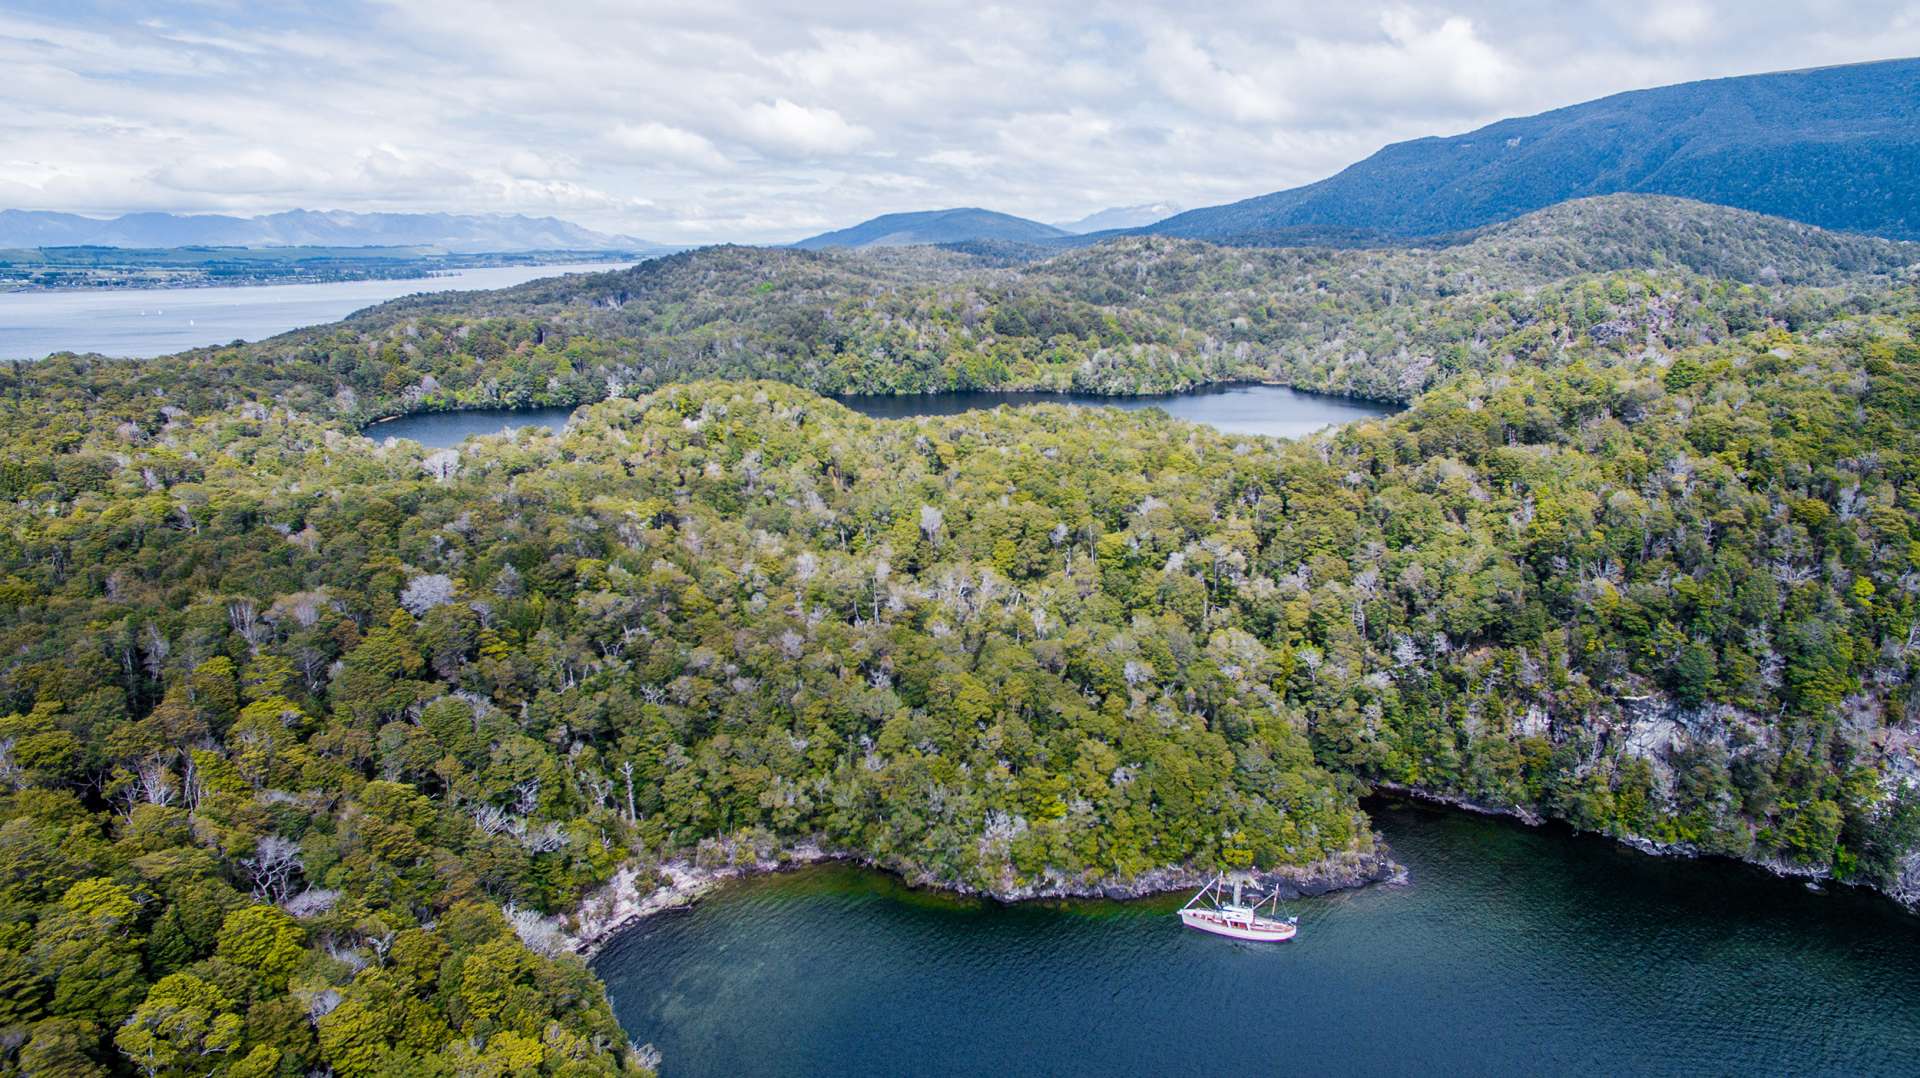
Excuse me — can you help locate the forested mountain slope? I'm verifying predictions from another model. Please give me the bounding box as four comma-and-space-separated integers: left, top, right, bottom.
1139, 57, 1920, 243
0, 192, 1917, 1074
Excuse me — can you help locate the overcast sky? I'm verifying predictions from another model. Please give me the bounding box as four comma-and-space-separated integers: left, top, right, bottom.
3, 1, 1918, 244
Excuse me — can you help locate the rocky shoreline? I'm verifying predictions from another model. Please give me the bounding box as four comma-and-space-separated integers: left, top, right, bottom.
1370, 781, 1547, 827
544, 796, 1917, 963
558, 840, 1404, 958
1374, 783, 1920, 910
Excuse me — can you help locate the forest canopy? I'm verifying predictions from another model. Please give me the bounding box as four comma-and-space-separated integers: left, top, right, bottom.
0, 195, 1917, 1074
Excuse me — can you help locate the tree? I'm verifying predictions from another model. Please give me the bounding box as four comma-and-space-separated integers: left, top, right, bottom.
400, 574, 458, 616
114, 973, 245, 1078
213, 906, 305, 990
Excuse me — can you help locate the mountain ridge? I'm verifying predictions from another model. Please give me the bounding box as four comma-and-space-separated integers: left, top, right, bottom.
791, 207, 1069, 249
1137, 56, 1920, 244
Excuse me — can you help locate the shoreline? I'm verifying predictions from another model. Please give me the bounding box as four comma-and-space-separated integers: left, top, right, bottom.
555, 793, 1918, 963
1370, 781, 1547, 827
1371, 785, 1918, 911
560, 841, 1404, 959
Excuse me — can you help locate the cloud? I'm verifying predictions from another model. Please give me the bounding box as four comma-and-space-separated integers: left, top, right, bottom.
607, 121, 730, 170
736, 99, 872, 158
1, 2, 1917, 242
1638, 2, 1718, 44
152, 149, 304, 194
1145, 32, 1289, 123
920, 149, 992, 169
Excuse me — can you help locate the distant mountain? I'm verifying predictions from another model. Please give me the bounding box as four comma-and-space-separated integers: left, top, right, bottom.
791, 208, 1069, 249
1053, 202, 1181, 233
0, 209, 663, 252
1141, 57, 1920, 244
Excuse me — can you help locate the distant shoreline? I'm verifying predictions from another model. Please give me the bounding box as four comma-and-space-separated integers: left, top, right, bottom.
0, 248, 649, 294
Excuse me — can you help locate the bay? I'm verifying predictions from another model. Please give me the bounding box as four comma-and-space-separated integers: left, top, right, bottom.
0, 261, 633, 360
593, 801, 1920, 1078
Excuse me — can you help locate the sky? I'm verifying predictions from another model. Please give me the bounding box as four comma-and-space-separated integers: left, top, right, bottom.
3, 1, 1919, 244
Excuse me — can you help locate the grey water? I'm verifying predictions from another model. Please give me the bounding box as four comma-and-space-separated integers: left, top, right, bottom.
837, 382, 1400, 440
0, 261, 632, 360
367, 383, 1401, 448
593, 801, 1920, 1078
363, 406, 580, 449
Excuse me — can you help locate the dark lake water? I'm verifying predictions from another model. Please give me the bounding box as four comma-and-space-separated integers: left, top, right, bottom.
366, 384, 1401, 448
593, 802, 1920, 1078
837, 383, 1400, 439
0, 261, 632, 360
364, 406, 579, 449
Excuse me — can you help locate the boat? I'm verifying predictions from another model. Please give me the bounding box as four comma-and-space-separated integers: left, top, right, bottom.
1177, 873, 1299, 942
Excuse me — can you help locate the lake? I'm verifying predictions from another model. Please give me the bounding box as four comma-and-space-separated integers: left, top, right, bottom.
364, 406, 581, 449
366, 384, 1402, 448
837, 383, 1400, 439
592, 801, 1920, 1078
0, 261, 633, 360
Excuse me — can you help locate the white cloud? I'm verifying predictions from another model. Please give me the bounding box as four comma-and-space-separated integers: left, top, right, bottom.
607, 121, 730, 170
153, 149, 304, 194
1145, 31, 1289, 123
920, 149, 992, 169
736, 98, 872, 158
0, 2, 1915, 242
1639, 2, 1718, 45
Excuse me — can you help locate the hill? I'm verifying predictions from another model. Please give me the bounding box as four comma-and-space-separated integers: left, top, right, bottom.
0, 208, 662, 252
792, 207, 1069, 249
1142, 57, 1920, 243
56, 193, 1908, 409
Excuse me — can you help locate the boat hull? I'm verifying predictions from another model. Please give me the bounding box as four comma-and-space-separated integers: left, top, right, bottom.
1178, 908, 1298, 942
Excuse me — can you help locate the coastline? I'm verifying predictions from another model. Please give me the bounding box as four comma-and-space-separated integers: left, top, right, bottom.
1370, 781, 1547, 827
1373, 784, 1920, 910
554, 789, 1917, 962
560, 840, 1403, 958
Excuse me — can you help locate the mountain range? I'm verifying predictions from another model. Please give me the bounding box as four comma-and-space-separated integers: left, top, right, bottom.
1137, 56, 1920, 244
10, 57, 1917, 260
0, 208, 663, 252
798, 56, 1919, 253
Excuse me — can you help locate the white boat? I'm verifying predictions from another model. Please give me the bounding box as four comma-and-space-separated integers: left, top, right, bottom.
1177, 874, 1299, 942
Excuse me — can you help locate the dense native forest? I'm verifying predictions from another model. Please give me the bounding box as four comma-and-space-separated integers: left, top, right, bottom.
0, 194, 1916, 1074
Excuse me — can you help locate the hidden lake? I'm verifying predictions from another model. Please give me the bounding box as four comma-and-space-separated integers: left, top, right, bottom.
591, 800, 1920, 1078
361, 382, 1403, 447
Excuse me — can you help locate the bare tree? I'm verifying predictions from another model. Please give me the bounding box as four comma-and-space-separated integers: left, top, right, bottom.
136, 755, 177, 807
399, 574, 456, 616
242, 835, 305, 903
420, 448, 461, 482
